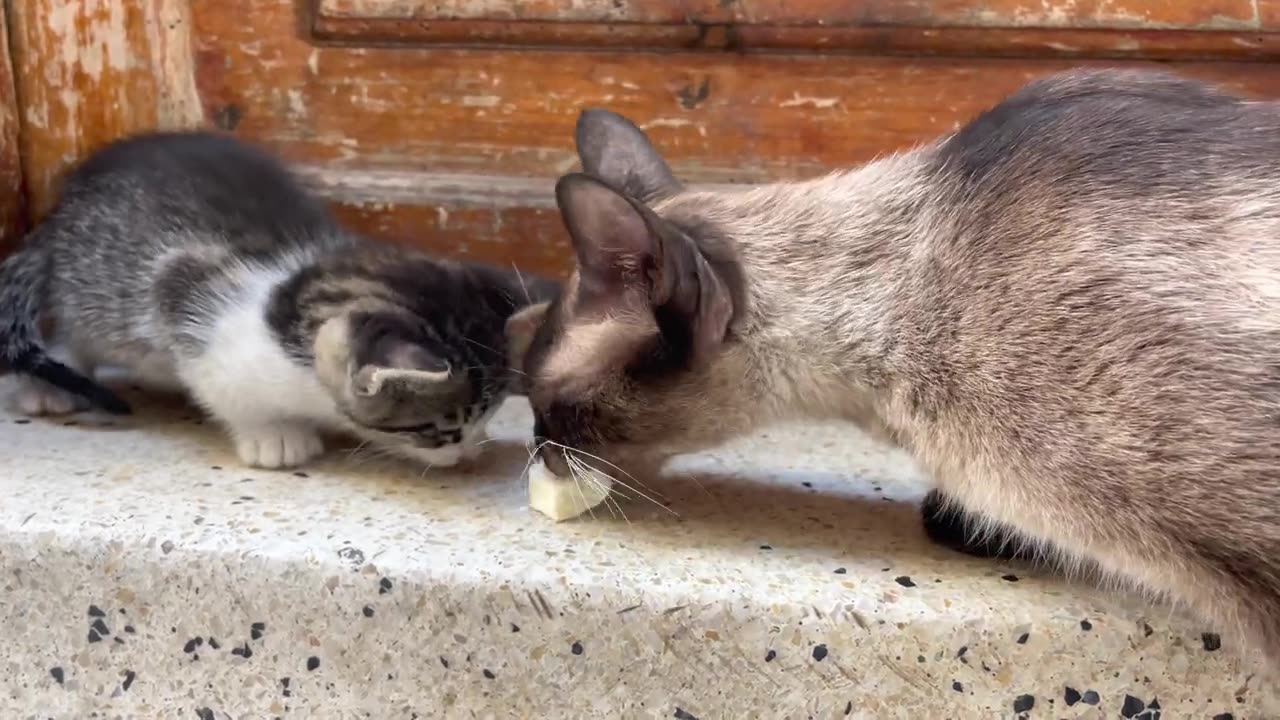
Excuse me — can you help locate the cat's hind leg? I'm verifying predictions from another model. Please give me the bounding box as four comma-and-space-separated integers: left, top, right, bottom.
943, 477, 1280, 666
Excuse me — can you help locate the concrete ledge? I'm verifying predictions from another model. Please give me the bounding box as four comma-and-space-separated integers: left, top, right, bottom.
0, 385, 1273, 718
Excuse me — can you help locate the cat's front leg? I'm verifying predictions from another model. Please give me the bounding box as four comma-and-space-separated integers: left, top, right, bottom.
229, 422, 325, 469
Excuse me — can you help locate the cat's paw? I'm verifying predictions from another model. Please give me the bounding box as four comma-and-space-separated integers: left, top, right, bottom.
414, 444, 465, 468
233, 425, 324, 469
11, 377, 88, 416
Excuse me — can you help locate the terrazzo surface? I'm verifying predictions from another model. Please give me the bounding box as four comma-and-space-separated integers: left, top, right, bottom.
0, 382, 1274, 719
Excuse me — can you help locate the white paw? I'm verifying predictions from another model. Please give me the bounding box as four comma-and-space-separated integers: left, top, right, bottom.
233, 425, 324, 469
12, 377, 87, 416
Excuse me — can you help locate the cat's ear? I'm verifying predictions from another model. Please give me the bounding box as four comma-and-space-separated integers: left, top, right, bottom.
505, 301, 549, 369
353, 336, 451, 397
555, 173, 656, 296
555, 173, 734, 362
575, 109, 682, 204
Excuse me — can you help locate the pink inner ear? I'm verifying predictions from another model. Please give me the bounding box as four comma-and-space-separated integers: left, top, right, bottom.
557, 175, 658, 292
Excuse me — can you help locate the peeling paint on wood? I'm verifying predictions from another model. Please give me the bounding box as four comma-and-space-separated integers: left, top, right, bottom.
9, 0, 203, 219
317, 0, 1269, 30
0, 6, 27, 256
310, 0, 1280, 57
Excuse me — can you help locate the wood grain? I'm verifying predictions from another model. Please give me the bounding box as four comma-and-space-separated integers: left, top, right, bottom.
183, 0, 1280, 275
317, 0, 1270, 29
7, 0, 203, 219
0, 5, 28, 256
311, 0, 1280, 56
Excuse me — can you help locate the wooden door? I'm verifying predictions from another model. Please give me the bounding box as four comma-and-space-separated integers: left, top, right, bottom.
6, 1, 1280, 273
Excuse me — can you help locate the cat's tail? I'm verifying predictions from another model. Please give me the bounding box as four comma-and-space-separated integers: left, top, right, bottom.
0, 233, 132, 414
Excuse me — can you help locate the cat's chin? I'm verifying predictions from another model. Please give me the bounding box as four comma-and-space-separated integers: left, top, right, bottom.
399, 444, 467, 468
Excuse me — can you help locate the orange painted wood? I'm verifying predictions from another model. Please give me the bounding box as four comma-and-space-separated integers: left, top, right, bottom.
317, 0, 1269, 29
311, 0, 1280, 56
0, 5, 28, 256
14, 0, 1280, 279
7, 0, 203, 219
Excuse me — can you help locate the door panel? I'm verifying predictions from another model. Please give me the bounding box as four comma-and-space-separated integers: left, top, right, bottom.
9, 0, 1280, 276
311, 0, 1280, 55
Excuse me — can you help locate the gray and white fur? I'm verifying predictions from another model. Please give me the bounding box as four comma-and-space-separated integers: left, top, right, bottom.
509, 70, 1280, 665
0, 131, 555, 469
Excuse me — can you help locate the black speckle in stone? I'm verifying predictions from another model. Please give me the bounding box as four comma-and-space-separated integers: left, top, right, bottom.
362, 606, 374, 618
956, 645, 968, 659
293, 471, 309, 478
834, 567, 847, 574
571, 641, 584, 656
88, 629, 102, 643
379, 577, 393, 594
482, 669, 496, 679
124, 625, 136, 634
1080, 619, 1093, 631
764, 650, 776, 663
1082, 690, 1101, 705
196, 709, 215, 720
122, 670, 136, 691
1142, 622, 1154, 637
88, 605, 106, 618
13, 419, 30, 424
1012, 694, 1035, 713
895, 576, 916, 587
759, 545, 772, 551
1016, 632, 1029, 644
113, 637, 125, 645
439, 657, 449, 669
1120, 694, 1145, 718
510, 623, 519, 633
843, 701, 852, 715
208, 637, 220, 650
251, 622, 265, 640
50, 667, 64, 685
801, 481, 813, 488
306, 656, 321, 671
183, 638, 202, 654
1213, 714, 1236, 720
231, 643, 253, 659
952, 681, 964, 693
812, 644, 829, 662
1148, 697, 1161, 711
1001, 574, 1019, 582
1203, 632, 1222, 651
91, 618, 110, 636
916, 655, 925, 663
1064, 687, 1081, 706
673, 709, 699, 720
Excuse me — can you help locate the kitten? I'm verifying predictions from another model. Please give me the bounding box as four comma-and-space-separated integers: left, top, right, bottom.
508, 70, 1280, 664
0, 131, 556, 469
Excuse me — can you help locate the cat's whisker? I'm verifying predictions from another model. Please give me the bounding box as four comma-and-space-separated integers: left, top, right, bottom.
567, 454, 627, 523
563, 454, 599, 522
553, 445, 677, 518
345, 439, 371, 461
540, 440, 677, 516
511, 262, 533, 305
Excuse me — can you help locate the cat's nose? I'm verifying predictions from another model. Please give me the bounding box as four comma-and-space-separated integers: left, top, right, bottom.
535, 439, 572, 477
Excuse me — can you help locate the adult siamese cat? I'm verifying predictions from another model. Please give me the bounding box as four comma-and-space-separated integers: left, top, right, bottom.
508, 69, 1280, 664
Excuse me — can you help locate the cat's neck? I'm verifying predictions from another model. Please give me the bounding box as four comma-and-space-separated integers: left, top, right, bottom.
676, 151, 939, 427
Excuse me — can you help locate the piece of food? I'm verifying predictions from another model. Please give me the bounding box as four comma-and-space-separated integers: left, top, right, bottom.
527, 459, 613, 521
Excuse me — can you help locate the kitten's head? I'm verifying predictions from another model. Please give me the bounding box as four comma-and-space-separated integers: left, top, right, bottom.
315, 309, 505, 466
507, 110, 753, 474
